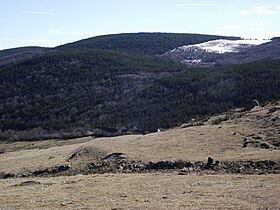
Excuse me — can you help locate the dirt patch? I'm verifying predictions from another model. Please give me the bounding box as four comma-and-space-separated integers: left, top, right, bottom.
67, 145, 107, 161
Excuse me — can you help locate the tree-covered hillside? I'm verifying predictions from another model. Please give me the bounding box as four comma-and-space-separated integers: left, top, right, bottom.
0, 49, 184, 133
0, 48, 279, 138
0, 47, 49, 58
57, 33, 239, 55
0, 47, 51, 67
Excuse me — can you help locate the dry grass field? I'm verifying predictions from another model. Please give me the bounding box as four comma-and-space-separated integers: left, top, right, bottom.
0, 173, 279, 209
0, 102, 279, 209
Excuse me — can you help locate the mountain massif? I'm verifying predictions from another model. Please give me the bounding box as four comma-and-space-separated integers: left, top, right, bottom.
0, 33, 279, 140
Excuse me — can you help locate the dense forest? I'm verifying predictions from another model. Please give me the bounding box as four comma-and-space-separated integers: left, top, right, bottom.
0, 47, 279, 140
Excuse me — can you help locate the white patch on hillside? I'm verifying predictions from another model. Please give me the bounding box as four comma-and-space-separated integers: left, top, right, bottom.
173, 39, 271, 54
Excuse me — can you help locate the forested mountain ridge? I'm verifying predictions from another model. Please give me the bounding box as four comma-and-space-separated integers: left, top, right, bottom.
0, 33, 279, 140
0, 47, 279, 139
57, 32, 239, 55
0, 46, 51, 67
0, 33, 239, 67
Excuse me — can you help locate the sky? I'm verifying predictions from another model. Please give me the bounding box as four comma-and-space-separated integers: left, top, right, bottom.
0, 0, 280, 50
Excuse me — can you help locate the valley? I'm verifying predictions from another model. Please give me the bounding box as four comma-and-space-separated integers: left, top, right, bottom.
0, 34, 279, 137
0, 32, 279, 209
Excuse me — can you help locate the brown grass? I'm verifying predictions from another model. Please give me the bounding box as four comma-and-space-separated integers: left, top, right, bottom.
0, 102, 279, 209
0, 173, 279, 209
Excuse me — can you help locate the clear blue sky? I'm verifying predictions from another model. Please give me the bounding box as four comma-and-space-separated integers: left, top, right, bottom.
1, 0, 280, 50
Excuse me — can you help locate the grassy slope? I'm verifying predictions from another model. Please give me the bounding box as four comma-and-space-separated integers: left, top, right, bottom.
0, 102, 279, 209
1, 101, 279, 174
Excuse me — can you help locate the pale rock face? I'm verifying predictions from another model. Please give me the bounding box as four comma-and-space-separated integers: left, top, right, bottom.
173, 39, 271, 54
165, 39, 272, 66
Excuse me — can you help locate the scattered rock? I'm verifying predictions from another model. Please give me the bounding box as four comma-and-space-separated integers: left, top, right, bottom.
243, 136, 274, 149
180, 120, 204, 128
178, 172, 188, 175
32, 168, 49, 176
267, 137, 280, 148
243, 142, 249, 148
244, 137, 248, 142
15, 180, 41, 186
56, 165, 71, 173
260, 143, 270, 149
86, 158, 280, 175
32, 165, 71, 176
120, 195, 127, 198
0, 172, 15, 179
205, 157, 214, 169
145, 160, 193, 170
252, 136, 262, 140
68, 152, 76, 160
6, 157, 279, 179
101, 153, 125, 160
268, 106, 280, 113
243, 137, 259, 148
